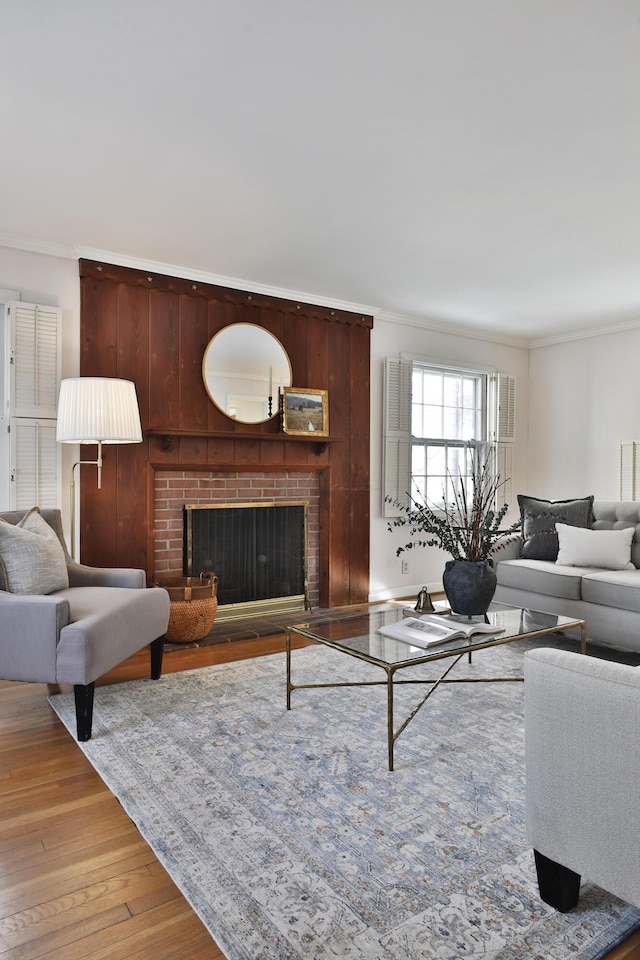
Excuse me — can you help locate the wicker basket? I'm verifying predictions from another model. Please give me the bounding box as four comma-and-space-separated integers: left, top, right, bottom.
155, 572, 219, 643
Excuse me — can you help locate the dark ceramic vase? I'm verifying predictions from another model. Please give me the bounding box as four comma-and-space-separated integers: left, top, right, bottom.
442, 558, 497, 616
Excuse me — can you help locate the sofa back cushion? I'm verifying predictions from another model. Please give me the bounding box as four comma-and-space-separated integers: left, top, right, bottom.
592, 501, 640, 569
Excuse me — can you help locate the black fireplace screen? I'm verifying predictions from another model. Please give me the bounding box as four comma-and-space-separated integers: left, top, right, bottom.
184, 502, 307, 606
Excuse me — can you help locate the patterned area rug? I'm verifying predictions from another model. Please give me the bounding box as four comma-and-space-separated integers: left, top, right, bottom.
49, 640, 640, 960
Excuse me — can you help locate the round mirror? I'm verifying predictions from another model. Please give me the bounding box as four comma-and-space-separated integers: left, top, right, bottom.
202, 323, 292, 423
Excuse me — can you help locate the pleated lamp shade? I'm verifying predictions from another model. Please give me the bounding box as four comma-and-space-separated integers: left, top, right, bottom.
56, 378, 143, 444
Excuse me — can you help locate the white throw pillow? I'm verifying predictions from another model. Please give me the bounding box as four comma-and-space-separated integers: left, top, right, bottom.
0, 508, 69, 594
555, 522, 635, 570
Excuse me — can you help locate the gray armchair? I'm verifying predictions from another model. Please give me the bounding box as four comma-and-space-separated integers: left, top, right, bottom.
0, 508, 170, 741
524, 647, 640, 912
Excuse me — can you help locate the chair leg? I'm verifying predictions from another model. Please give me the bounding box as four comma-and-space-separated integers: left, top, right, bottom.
150, 636, 164, 680
534, 849, 581, 912
74, 683, 95, 742
72, 640, 162, 742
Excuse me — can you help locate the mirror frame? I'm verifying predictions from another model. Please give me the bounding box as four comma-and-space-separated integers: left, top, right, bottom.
202, 323, 292, 424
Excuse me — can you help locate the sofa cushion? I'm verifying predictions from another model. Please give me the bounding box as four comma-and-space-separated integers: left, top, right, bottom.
54, 585, 170, 685
582, 569, 640, 613
556, 522, 635, 570
496, 558, 587, 601
0, 508, 69, 595
592, 501, 640, 569
518, 495, 594, 561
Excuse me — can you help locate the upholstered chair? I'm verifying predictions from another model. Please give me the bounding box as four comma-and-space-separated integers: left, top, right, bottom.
0, 508, 169, 741
525, 647, 640, 912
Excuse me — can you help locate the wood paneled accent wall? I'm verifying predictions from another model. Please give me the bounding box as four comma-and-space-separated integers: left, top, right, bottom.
79, 260, 373, 608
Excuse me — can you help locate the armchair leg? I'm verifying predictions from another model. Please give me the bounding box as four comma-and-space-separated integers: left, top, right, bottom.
74, 683, 95, 742
534, 849, 581, 912
150, 636, 164, 680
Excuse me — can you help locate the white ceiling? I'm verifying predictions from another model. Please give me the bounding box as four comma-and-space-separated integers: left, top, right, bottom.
3, 1, 640, 343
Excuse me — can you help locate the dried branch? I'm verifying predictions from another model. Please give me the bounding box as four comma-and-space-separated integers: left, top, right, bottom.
386, 443, 520, 562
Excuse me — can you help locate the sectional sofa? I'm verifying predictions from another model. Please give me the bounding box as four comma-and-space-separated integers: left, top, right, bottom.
493, 498, 640, 654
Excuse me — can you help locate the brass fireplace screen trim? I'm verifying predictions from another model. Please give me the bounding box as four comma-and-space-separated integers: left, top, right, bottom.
184, 500, 310, 610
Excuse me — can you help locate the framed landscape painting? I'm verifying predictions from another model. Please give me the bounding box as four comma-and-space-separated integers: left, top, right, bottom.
282, 387, 329, 436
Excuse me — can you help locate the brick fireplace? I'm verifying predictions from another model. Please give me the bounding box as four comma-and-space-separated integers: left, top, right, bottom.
153, 469, 320, 611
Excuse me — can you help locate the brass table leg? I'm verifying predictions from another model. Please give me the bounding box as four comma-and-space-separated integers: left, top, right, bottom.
387, 668, 394, 772
286, 627, 292, 709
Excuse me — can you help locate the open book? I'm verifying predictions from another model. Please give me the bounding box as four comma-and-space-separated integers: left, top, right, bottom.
378, 614, 504, 649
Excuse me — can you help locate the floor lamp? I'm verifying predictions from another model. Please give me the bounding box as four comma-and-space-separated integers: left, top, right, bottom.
56, 377, 143, 559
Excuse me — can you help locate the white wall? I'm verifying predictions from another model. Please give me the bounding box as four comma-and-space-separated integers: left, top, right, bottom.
0, 246, 80, 532
369, 317, 530, 601
528, 324, 640, 500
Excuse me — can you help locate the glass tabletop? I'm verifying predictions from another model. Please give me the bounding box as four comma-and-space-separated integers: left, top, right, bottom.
289, 601, 584, 667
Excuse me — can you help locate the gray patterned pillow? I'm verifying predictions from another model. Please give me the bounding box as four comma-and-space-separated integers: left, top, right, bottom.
518, 495, 594, 561
0, 508, 69, 594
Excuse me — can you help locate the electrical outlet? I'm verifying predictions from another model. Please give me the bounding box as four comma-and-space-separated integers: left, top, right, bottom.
401, 559, 409, 574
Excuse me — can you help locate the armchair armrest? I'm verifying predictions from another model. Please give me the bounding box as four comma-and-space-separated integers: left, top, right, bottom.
0, 592, 71, 682
66, 560, 146, 589
524, 647, 640, 909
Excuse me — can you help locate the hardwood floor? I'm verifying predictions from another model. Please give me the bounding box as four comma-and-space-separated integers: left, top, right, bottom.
1, 635, 638, 960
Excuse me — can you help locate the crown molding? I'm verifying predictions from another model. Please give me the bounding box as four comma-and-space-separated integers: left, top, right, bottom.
3, 234, 639, 349
0, 234, 77, 259
375, 310, 531, 348
0, 236, 526, 343
529, 315, 640, 348
0, 235, 377, 317
74, 246, 378, 317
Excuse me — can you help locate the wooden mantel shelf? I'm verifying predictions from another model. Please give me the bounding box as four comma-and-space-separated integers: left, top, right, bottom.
146, 428, 341, 455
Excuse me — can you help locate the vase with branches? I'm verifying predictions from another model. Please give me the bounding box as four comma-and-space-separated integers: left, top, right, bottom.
387, 443, 520, 615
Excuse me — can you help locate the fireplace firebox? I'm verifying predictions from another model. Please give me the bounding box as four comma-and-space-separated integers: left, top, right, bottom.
184, 501, 309, 620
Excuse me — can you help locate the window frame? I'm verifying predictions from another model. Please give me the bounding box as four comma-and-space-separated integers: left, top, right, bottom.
409, 362, 488, 508
383, 356, 514, 518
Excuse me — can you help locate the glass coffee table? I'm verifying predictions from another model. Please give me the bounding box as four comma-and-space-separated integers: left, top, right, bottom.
286, 602, 587, 771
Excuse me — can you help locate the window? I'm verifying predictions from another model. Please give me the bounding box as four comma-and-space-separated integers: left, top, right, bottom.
383, 357, 515, 517
410, 365, 486, 506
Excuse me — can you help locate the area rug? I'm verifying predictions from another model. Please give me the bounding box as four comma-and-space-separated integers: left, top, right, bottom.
49, 640, 640, 960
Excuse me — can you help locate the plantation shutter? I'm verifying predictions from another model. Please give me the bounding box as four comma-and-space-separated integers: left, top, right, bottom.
620, 442, 640, 500
494, 441, 514, 510
383, 357, 412, 517
9, 418, 59, 509
10, 301, 61, 417
487, 373, 516, 512
8, 301, 61, 509
488, 373, 516, 442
